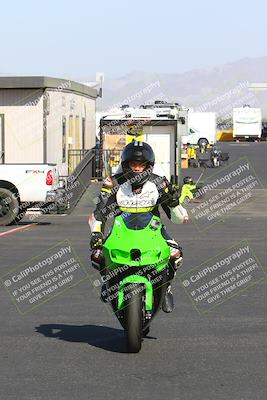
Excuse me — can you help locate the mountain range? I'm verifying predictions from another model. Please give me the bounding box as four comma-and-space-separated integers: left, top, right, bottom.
2, 56, 267, 118
86, 56, 267, 117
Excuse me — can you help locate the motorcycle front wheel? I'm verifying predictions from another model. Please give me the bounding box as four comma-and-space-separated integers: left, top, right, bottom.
124, 285, 143, 353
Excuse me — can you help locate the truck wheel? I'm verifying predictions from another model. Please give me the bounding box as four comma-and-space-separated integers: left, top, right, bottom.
0, 188, 20, 226
14, 209, 27, 223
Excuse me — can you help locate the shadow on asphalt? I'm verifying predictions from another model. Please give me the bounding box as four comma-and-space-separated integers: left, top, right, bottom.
35, 324, 128, 353
35, 324, 157, 353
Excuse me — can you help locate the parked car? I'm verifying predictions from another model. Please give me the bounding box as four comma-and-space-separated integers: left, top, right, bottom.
0, 164, 66, 225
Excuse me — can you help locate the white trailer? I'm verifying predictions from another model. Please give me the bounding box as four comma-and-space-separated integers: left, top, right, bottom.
233, 106, 262, 140
182, 111, 216, 145
100, 103, 188, 181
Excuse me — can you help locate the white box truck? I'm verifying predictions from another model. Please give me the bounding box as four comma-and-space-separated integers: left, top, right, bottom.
233, 106, 262, 140
182, 112, 216, 146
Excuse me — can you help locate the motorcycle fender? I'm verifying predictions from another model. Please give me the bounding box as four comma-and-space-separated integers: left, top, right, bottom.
117, 275, 153, 311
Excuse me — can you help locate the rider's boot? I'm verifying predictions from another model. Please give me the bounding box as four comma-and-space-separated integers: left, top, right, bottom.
162, 245, 183, 313
91, 249, 108, 302
100, 283, 108, 303
162, 285, 174, 313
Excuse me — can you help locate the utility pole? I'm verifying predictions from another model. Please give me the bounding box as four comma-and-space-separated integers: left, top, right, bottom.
176, 116, 181, 187
175, 107, 188, 188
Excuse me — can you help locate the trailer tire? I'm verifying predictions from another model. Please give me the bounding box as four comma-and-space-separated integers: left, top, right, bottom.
0, 187, 20, 226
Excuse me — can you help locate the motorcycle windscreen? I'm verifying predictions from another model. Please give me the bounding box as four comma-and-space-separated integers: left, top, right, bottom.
121, 212, 153, 230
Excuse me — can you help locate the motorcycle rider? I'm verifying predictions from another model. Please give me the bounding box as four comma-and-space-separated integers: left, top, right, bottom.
198, 140, 208, 154
89, 140, 188, 313
179, 176, 197, 205
210, 145, 221, 167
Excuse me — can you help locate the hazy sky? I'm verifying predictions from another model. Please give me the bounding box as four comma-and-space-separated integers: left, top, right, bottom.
1, 0, 266, 79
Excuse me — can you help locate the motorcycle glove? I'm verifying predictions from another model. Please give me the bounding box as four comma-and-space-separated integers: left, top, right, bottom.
90, 232, 103, 249
166, 184, 180, 208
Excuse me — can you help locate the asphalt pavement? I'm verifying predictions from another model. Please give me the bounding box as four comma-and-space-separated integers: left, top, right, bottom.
0, 142, 267, 400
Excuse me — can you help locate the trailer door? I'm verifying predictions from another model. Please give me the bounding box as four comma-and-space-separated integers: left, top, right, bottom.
145, 126, 172, 180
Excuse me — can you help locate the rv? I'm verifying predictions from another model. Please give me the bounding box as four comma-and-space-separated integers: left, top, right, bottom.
233, 106, 262, 140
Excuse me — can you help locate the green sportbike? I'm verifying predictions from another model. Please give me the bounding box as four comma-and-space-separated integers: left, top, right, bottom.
102, 212, 172, 353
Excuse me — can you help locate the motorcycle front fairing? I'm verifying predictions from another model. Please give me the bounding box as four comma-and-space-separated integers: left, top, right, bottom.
102, 212, 170, 315
103, 212, 170, 270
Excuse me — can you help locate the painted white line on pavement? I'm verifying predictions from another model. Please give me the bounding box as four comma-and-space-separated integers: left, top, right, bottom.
229, 143, 250, 146
0, 224, 35, 239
